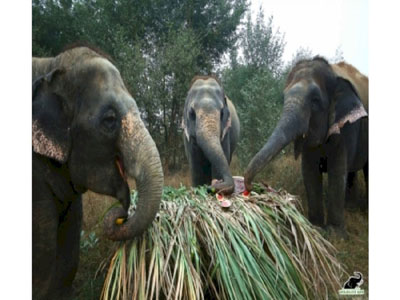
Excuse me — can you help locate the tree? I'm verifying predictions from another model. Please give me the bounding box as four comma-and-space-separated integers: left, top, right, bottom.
288, 46, 313, 67
241, 10, 285, 76
222, 9, 286, 166
32, 0, 248, 169
331, 46, 344, 63
137, 27, 202, 170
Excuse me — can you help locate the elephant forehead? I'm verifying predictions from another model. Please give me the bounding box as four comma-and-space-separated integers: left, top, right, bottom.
87, 57, 119, 74
190, 89, 224, 110
284, 80, 308, 98
193, 96, 222, 110
80, 57, 125, 89
286, 61, 332, 91
190, 79, 222, 96
191, 77, 220, 88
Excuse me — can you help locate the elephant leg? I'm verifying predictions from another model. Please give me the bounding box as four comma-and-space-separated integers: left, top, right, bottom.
345, 171, 358, 210
189, 142, 211, 186
326, 143, 347, 234
33, 198, 58, 299
361, 161, 369, 210
55, 197, 83, 298
302, 150, 324, 227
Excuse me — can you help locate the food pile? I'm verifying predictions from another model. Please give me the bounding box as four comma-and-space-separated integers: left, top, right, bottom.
101, 180, 342, 300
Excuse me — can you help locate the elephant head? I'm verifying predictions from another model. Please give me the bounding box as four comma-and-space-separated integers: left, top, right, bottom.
182, 76, 235, 194
244, 56, 367, 190
32, 46, 163, 241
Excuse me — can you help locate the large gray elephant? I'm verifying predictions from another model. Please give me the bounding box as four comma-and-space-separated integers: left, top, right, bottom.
182, 76, 240, 194
32, 46, 164, 299
244, 57, 368, 235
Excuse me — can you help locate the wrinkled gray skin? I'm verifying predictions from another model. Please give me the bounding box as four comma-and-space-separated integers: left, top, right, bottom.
183, 77, 240, 194
244, 57, 368, 236
32, 46, 163, 299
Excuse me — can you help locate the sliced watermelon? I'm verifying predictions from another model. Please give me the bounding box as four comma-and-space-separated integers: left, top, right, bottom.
220, 200, 232, 208
242, 190, 250, 197
216, 193, 224, 201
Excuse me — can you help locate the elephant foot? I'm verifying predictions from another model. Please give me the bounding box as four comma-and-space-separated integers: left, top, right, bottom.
345, 190, 359, 212
345, 194, 368, 212
324, 225, 348, 240
357, 196, 369, 212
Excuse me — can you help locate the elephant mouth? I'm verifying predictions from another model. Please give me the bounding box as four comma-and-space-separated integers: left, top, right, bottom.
116, 156, 128, 181
114, 155, 133, 212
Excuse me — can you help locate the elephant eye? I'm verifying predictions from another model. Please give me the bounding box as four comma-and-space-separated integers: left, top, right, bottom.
189, 108, 196, 120
220, 109, 224, 120
101, 109, 118, 131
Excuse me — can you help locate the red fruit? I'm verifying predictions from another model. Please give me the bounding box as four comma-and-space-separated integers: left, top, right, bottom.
216, 193, 224, 201
220, 200, 232, 208
243, 190, 250, 197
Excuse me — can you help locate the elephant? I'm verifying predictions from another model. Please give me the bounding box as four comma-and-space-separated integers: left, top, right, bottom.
332, 62, 369, 209
244, 57, 368, 235
182, 76, 240, 194
343, 272, 364, 289
32, 45, 164, 299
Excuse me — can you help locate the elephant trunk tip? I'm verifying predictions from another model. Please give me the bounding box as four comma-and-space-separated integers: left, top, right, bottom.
103, 207, 129, 241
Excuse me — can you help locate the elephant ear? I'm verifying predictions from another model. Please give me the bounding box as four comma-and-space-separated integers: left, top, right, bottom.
32, 68, 71, 163
221, 96, 232, 141
327, 77, 367, 139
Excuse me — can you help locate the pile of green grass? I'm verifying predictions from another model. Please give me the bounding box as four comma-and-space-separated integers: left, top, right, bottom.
100, 185, 342, 300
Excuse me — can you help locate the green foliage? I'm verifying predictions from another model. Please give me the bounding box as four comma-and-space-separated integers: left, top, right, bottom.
131, 27, 202, 167
222, 10, 286, 166
80, 230, 99, 253
237, 70, 285, 163
241, 11, 286, 75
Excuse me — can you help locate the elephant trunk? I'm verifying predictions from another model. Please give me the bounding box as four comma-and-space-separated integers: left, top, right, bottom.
244, 101, 309, 191
103, 109, 164, 241
196, 116, 234, 194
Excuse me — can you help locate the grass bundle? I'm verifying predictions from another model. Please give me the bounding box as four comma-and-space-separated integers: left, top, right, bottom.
100, 184, 342, 300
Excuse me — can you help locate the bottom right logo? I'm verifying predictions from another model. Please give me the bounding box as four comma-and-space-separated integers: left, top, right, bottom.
338, 271, 365, 296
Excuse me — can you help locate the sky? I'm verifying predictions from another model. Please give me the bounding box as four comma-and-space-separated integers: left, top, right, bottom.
251, 0, 368, 75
